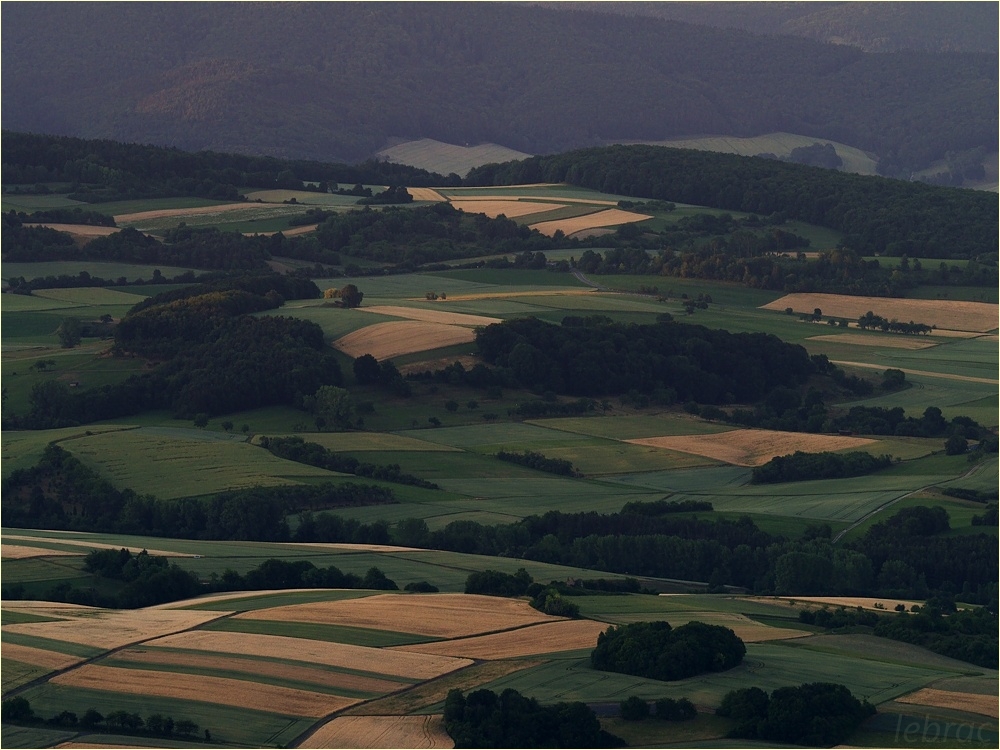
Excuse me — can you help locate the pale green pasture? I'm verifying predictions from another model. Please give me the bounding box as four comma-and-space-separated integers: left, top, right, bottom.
265, 431, 461, 452
396, 421, 595, 451
1, 659, 57, 693
0, 725, 78, 749
2, 261, 198, 281
940, 456, 999, 493
1, 425, 135, 478
532, 414, 732, 440
90, 197, 232, 216
123, 203, 308, 233
60, 429, 343, 499
505, 292, 668, 314
17, 683, 313, 746
1, 193, 86, 211
311, 274, 495, 299
1, 293, 85, 312
32, 287, 148, 305
438, 184, 638, 203
243, 189, 366, 206
258, 304, 399, 340
374, 139, 530, 176
542, 442, 718, 475
837, 376, 997, 425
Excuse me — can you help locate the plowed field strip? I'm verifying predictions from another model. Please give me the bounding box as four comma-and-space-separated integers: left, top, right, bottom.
52, 665, 358, 718
146, 631, 471, 680
1, 544, 80, 559
4, 609, 224, 649
529, 209, 652, 237
333, 321, 475, 359
0, 644, 84, 670
392, 619, 606, 660
358, 306, 501, 326
301, 715, 454, 749
2, 535, 193, 557
450, 200, 566, 219
113, 647, 407, 694
896, 688, 998, 718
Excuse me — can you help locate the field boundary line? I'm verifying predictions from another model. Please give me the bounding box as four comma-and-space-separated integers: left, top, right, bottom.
831, 361, 998, 385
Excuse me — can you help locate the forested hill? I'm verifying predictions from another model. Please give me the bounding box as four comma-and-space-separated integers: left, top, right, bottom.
468, 146, 998, 259
1, 3, 995, 172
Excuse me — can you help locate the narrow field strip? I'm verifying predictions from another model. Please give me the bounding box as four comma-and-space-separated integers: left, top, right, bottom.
235, 593, 557, 638
110, 647, 408, 694
831, 361, 999, 385
0, 643, 86, 670
406, 188, 447, 202
4, 609, 224, 649
807, 333, 938, 350
392, 619, 607, 660
333, 321, 476, 359
146, 631, 472, 680
358, 305, 501, 326
445, 194, 617, 206
2, 534, 193, 558
450, 199, 566, 219
1, 544, 80, 560
113, 202, 254, 222
627, 429, 877, 467
896, 688, 999, 718
529, 208, 652, 237
51, 664, 359, 718
24, 223, 120, 237
301, 714, 454, 749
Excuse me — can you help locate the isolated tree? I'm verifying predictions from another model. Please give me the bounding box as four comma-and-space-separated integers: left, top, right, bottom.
340, 284, 364, 308
945, 434, 968, 455
311, 385, 355, 429
57, 316, 82, 348
353, 353, 381, 384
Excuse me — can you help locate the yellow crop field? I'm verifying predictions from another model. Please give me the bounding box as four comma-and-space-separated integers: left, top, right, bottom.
529, 208, 652, 237
147, 631, 472, 680
301, 715, 454, 749
113, 202, 251, 223
3, 534, 193, 558
52, 665, 358, 718
393, 619, 607, 660
896, 688, 999, 718
0, 644, 85, 670
334, 321, 477, 359
807, 333, 938, 350
447, 194, 616, 205
406, 188, 447, 202
627, 429, 876, 467
237, 593, 556, 638
114, 647, 407, 694
762, 293, 999, 332
450, 199, 566, 219
3, 608, 223, 649
1, 544, 79, 559
24, 223, 119, 237
359, 306, 501, 326
749, 595, 926, 612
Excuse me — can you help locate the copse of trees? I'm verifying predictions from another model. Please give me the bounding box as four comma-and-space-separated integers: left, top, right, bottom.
495, 450, 578, 476
1, 698, 201, 739
592, 621, 745, 681
750, 451, 894, 484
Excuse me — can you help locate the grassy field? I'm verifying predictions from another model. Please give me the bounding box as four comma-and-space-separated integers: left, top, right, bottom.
3, 261, 198, 282
373, 138, 532, 177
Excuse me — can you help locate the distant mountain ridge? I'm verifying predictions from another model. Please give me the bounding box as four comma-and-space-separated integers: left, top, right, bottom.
2, 2, 995, 172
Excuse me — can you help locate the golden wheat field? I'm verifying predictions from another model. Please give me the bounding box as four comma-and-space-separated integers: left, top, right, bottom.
0, 643, 86, 670
359, 305, 501, 327
750, 595, 926, 612
3, 608, 223, 649
807, 333, 938, 350
52, 664, 359, 718
2, 534, 194, 557
235, 593, 556, 638
300, 715, 454, 749
1, 544, 80, 560
896, 688, 999, 718
333, 321, 477, 359
407, 188, 447, 202
393, 619, 607, 660
449, 199, 566, 219
446, 193, 615, 205
113, 647, 408, 694
146, 631, 473, 679
762, 293, 999, 332
529, 208, 652, 237
627, 429, 876, 467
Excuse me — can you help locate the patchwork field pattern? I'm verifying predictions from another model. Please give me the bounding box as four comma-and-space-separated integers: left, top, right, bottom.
235, 593, 556, 638
358, 305, 501, 326
450, 199, 566, 219
1, 545, 79, 560
1, 643, 85, 670
528, 208, 652, 236
393, 619, 608, 660
627, 429, 877, 467
762, 293, 999, 332
895, 688, 999, 718
808, 333, 939, 350
302, 714, 454, 749
333, 321, 478, 359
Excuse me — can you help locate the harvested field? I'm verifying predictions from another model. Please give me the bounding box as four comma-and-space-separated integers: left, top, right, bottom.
154, 588, 319, 609
146, 631, 472, 680
4, 608, 223, 649
334, 321, 476, 359
896, 688, 998, 718
2, 534, 192, 558
52, 664, 358, 718
750, 595, 925, 612
0, 643, 85, 670
113, 202, 252, 223
113, 647, 407, 694
450, 199, 565, 219
761, 293, 998, 332
807, 333, 938, 350
831, 361, 999, 385
529, 209, 652, 237
407, 188, 447, 202
449, 194, 616, 205
236, 593, 555, 638
301, 715, 453, 749
627, 429, 876, 467
1, 544, 79, 559
393, 619, 607, 660
359, 305, 501, 327
24, 223, 119, 238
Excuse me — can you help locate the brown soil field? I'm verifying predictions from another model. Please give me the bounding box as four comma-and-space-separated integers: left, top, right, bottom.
807, 333, 938, 350
359, 305, 501, 327
146, 631, 472, 680
4, 609, 223, 649
334, 321, 476, 359
529, 208, 652, 237
0, 643, 85, 670
627, 429, 876, 467
761, 293, 998, 332
896, 688, 999, 718
25, 223, 120, 237
301, 715, 454, 749
236, 593, 556, 638
113, 203, 253, 223
832, 361, 998, 385
748, 595, 925, 612
52, 664, 358, 718
114, 647, 407, 694
393, 619, 607, 660
1, 544, 80, 559
406, 188, 448, 202
1, 534, 193, 557
449, 199, 566, 219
